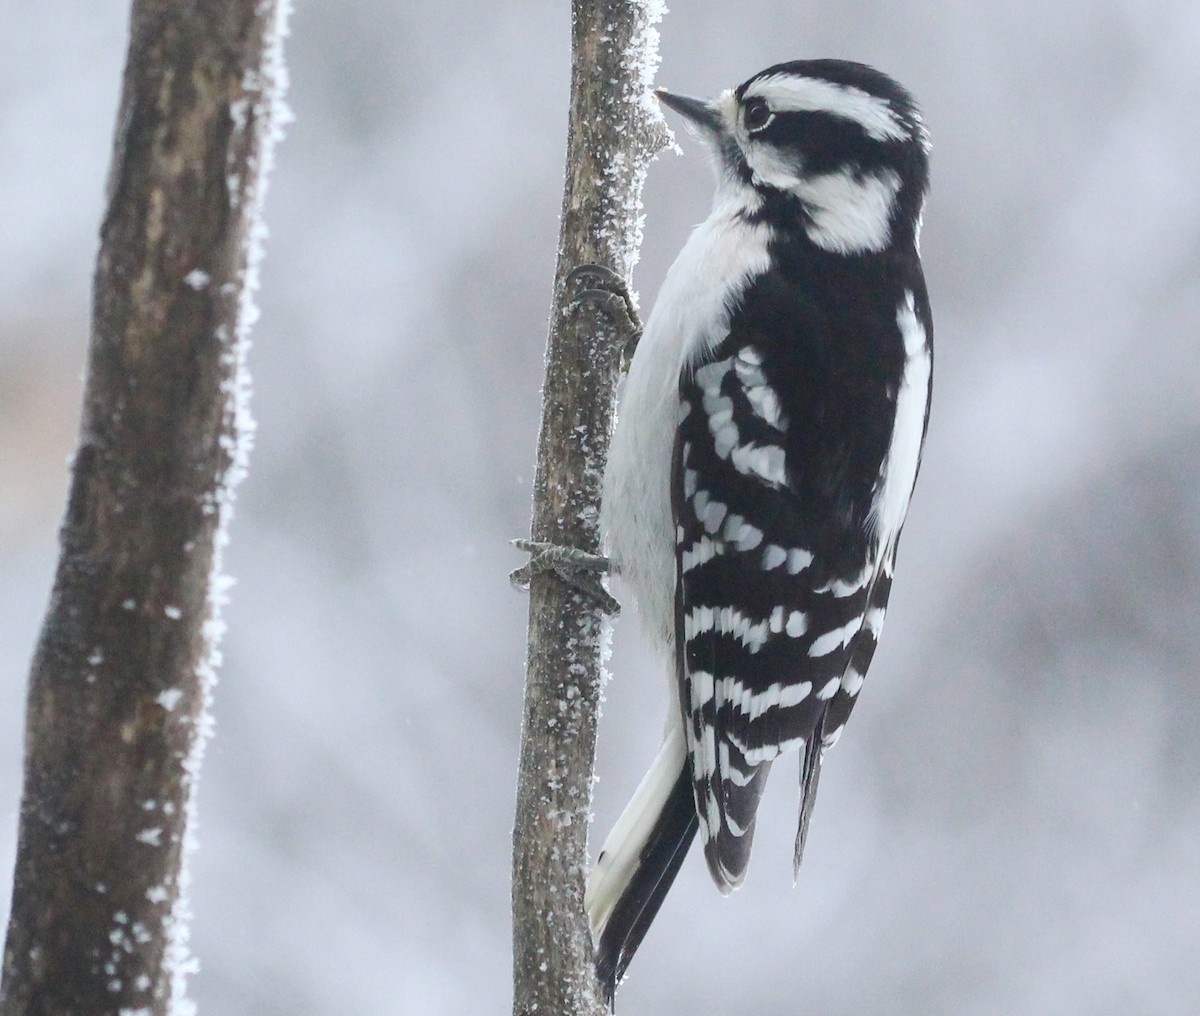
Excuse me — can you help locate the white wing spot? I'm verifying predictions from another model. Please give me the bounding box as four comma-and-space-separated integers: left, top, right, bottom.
734, 523, 763, 551
816, 676, 841, 700
712, 422, 740, 459
822, 723, 846, 749
701, 496, 728, 534
681, 535, 724, 573
695, 358, 731, 394
745, 384, 785, 429
685, 606, 715, 640
780, 681, 812, 707
740, 734, 807, 765
785, 610, 808, 637
763, 544, 787, 570
840, 667, 865, 697
730, 442, 786, 485
691, 668, 715, 709
819, 562, 873, 597
703, 391, 734, 429
787, 548, 815, 574
808, 616, 863, 657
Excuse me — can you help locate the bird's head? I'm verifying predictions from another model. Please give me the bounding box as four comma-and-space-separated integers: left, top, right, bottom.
657, 60, 930, 256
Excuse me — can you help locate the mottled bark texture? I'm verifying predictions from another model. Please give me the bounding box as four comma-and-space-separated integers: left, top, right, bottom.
512, 3, 668, 1014
0, 2, 286, 1013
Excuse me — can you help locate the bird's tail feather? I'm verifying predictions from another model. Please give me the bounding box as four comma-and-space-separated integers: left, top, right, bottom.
586, 723, 697, 1002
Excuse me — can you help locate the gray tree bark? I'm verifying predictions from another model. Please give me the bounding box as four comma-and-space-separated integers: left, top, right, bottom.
512, 2, 668, 1014
0, 2, 288, 1013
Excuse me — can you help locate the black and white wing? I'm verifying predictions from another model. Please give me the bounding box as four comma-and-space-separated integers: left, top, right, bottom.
674, 331, 902, 889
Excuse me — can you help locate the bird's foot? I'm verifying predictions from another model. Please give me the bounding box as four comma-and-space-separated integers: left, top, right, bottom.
563, 264, 643, 367
510, 538, 620, 615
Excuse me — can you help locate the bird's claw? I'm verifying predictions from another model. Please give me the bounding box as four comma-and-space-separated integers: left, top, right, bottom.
510, 538, 620, 615
563, 264, 643, 366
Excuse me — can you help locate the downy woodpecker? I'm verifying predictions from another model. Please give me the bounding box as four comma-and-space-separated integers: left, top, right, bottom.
587, 59, 933, 999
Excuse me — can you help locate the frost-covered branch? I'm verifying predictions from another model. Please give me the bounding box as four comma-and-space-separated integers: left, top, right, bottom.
512, 3, 668, 1014
0, 2, 289, 1013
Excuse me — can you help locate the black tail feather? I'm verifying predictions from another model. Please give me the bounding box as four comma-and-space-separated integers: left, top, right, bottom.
793, 716, 825, 878
595, 767, 698, 1004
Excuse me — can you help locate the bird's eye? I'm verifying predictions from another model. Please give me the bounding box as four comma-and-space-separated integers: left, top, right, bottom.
743, 97, 773, 132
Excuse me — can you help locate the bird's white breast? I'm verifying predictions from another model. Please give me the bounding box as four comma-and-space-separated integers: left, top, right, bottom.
602, 184, 772, 651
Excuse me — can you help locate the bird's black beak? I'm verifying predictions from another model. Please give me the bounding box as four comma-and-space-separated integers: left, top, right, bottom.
655, 88, 722, 135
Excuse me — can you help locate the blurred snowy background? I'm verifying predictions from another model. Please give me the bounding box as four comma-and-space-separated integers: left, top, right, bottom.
2, 1, 1199, 1013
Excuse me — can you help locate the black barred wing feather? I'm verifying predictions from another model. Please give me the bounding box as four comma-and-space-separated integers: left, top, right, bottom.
672, 341, 890, 891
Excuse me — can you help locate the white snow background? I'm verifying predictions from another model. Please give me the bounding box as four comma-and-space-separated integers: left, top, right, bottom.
2, 2, 1199, 1014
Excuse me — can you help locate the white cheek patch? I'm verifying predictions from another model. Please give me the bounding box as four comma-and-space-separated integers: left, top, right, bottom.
793, 168, 901, 254
740, 145, 901, 255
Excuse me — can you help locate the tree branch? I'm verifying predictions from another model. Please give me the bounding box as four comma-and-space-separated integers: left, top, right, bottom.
0, 2, 289, 1013
512, 3, 668, 1014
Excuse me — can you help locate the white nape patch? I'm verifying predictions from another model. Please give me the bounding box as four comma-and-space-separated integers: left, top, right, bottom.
763, 544, 787, 570
808, 616, 864, 657
840, 667, 865, 696
868, 290, 931, 554
730, 442, 787, 485
792, 168, 902, 255
744, 74, 909, 142
602, 179, 772, 652
785, 610, 808, 637
681, 535, 724, 573
787, 548, 815, 574
816, 676, 841, 700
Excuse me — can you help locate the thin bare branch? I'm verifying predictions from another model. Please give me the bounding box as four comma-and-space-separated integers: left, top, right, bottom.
512, 2, 668, 1014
